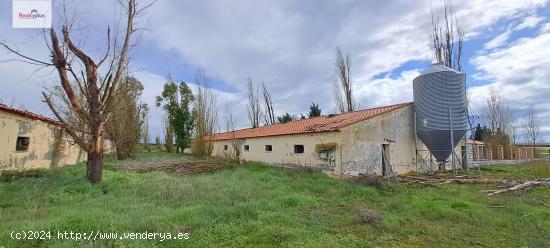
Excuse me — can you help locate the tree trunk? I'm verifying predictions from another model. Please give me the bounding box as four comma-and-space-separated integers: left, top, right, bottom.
87, 150, 103, 184
87, 96, 104, 183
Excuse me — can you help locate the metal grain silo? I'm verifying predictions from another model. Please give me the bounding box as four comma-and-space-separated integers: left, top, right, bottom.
413, 63, 467, 162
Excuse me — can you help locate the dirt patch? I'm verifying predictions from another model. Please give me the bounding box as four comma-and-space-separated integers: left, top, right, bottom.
108, 157, 230, 175
350, 173, 382, 188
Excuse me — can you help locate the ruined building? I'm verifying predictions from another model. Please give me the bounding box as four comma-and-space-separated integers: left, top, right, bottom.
0, 104, 86, 169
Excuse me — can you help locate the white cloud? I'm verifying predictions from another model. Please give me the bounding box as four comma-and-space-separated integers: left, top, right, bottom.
470, 33, 550, 141
514, 14, 545, 30
484, 29, 513, 49
539, 22, 550, 33
473, 33, 550, 84
483, 13, 545, 50
142, 0, 550, 111
355, 70, 420, 108
0, 0, 549, 139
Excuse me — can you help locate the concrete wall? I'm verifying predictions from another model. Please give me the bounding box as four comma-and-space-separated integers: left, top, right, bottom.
213, 132, 341, 171
338, 104, 416, 175
0, 111, 86, 170
212, 105, 418, 176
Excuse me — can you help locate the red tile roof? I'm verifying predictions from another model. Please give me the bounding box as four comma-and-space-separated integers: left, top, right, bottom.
0, 104, 61, 126
209, 102, 412, 141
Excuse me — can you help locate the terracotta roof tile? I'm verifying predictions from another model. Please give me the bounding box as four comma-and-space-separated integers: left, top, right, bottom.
0, 104, 61, 126
209, 102, 412, 141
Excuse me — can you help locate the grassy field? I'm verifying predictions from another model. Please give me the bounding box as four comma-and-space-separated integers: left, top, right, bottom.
535, 148, 550, 159
1, 152, 549, 247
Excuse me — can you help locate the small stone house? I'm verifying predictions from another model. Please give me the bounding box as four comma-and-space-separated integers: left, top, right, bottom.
209, 103, 418, 176
0, 104, 86, 170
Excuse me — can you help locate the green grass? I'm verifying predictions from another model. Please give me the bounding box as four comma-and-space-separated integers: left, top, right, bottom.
478, 161, 550, 179
535, 148, 550, 159
1, 153, 549, 247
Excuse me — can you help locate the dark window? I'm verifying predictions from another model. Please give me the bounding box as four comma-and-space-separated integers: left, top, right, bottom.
224, 145, 228, 150
319, 151, 328, 160
244, 145, 250, 151
16, 137, 30, 151
265, 145, 272, 152
294, 145, 304, 154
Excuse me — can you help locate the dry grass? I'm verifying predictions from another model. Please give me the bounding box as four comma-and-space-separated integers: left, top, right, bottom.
350, 173, 382, 188
105, 153, 230, 175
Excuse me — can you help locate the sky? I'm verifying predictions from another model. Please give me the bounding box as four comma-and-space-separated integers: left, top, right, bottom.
0, 0, 549, 143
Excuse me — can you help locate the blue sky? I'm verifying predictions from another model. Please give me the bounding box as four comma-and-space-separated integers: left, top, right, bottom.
1, 0, 549, 142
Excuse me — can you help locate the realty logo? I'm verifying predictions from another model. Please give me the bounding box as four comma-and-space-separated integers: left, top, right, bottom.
12, 0, 52, 28
18, 9, 46, 19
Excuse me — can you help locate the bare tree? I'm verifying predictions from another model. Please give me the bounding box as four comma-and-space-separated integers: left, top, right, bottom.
333, 81, 345, 114
262, 82, 276, 125
482, 89, 513, 158
0, 0, 152, 183
246, 77, 261, 128
142, 112, 150, 152
522, 107, 540, 152
224, 103, 241, 160
155, 135, 161, 147
510, 121, 519, 145
431, 0, 464, 71
192, 69, 218, 157
334, 47, 354, 113
483, 90, 513, 135
163, 115, 174, 153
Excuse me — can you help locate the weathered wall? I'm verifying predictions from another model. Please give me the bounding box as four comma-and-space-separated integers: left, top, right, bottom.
339, 105, 416, 175
212, 105, 419, 176
212, 132, 341, 171
0, 111, 86, 170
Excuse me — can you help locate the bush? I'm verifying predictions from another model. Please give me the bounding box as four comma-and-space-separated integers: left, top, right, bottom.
0, 169, 50, 182
357, 207, 382, 225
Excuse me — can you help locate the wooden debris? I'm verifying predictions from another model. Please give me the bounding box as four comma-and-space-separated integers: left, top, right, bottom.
399, 176, 550, 196
400, 176, 520, 186
488, 181, 550, 196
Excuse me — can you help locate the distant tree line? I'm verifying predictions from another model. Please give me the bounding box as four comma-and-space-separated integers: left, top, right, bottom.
473, 89, 542, 157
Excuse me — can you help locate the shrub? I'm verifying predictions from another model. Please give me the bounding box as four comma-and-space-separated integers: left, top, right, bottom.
0, 169, 50, 182
357, 207, 382, 225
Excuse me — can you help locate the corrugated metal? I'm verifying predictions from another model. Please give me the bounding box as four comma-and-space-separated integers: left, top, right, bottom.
413, 64, 468, 161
